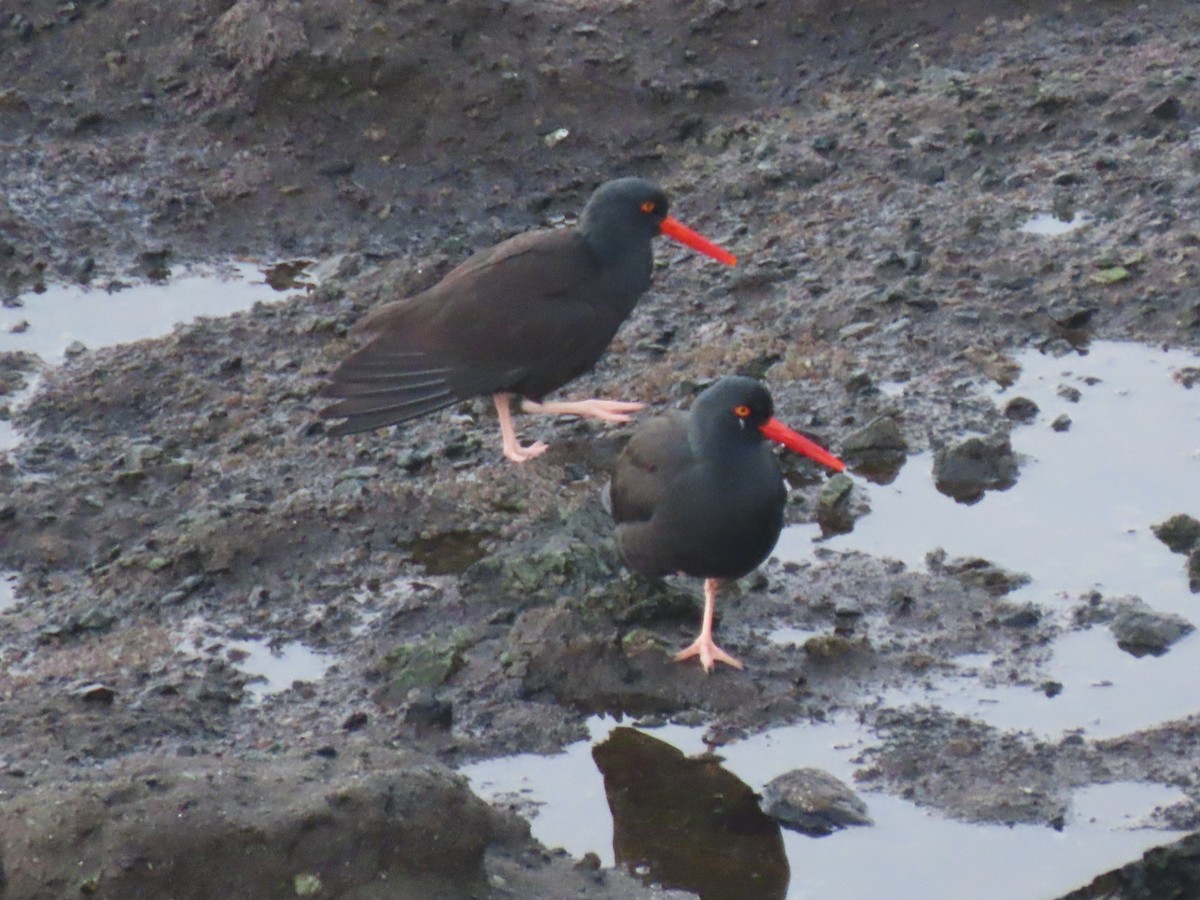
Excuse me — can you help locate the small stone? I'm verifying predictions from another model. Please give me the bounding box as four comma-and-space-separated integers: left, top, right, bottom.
74, 683, 117, 704
1148, 95, 1184, 121
840, 415, 907, 475
342, 710, 369, 731
574, 852, 602, 872
1152, 514, 1200, 554
838, 322, 875, 340
1056, 385, 1082, 402
293, 872, 323, 896
543, 127, 570, 148
918, 164, 945, 185
334, 466, 379, 483
403, 687, 452, 730
1004, 396, 1039, 423
932, 555, 1031, 596
316, 159, 355, 176
934, 434, 1019, 504
1051, 414, 1072, 432
1091, 266, 1131, 285
72, 255, 95, 283
761, 768, 873, 836
1110, 609, 1193, 658
1000, 604, 1042, 628
818, 473, 854, 514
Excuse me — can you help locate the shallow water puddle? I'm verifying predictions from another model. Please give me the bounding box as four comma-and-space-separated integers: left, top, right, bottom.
0, 261, 295, 360
777, 341, 1200, 612
1020, 212, 1089, 236
464, 715, 1186, 900
174, 615, 334, 701
0, 572, 17, 612
0, 261, 305, 450
889, 628, 1200, 740
224, 638, 334, 700
778, 341, 1200, 738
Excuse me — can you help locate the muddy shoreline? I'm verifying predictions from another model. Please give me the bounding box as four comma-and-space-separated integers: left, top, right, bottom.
3, 0, 1200, 896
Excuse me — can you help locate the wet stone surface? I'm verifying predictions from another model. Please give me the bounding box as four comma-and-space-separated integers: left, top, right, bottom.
760, 768, 874, 837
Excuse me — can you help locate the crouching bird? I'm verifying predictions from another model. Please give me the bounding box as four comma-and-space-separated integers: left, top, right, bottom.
320, 177, 736, 463
608, 376, 844, 671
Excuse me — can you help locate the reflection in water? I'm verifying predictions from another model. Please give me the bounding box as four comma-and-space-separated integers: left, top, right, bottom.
593, 727, 789, 900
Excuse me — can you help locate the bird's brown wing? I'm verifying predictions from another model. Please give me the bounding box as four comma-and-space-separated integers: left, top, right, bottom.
609, 411, 695, 525
321, 229, 600, 435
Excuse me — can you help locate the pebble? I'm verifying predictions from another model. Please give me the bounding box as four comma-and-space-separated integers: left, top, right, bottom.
933, 434, 1019, 504
760, 768, 873, 836
1152, 514, 1200, 554
1110, 608, 1194, 658
1004, 396, 1039, 423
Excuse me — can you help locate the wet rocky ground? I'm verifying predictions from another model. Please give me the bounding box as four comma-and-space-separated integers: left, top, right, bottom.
2, 0, 1200, 896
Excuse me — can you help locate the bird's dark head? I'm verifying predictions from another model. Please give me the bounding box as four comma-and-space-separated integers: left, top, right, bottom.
691, 376, 775, 445
690, 376, 845, 472
580, 177, 671, 245
580, 177, 736, 266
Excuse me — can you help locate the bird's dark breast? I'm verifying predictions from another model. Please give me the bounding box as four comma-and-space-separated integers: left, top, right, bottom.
615, 451, 787, 581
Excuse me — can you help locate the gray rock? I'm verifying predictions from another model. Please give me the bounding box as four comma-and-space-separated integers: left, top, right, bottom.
1148, 95, 1184, 122
838, 321, 875, 340
760, 768, 873, 836
72, 682, 116, 704
934, 434, 1018, 504
1152, 514, 1200, 554
927, 551, 1031, 597
0, 755, 502, 898
1057, 828, 1200, 900
1110, 609, 1194, 658
817, 472, 868, 536
841, 415, 908, 472
1004, 396, 1039, 423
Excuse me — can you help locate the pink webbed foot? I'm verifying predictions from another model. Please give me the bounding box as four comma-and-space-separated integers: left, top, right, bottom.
673, 634, 744, 673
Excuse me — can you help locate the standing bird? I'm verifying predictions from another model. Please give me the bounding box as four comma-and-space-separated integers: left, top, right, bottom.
609, 376, 845, 672
320, 177, 736, 463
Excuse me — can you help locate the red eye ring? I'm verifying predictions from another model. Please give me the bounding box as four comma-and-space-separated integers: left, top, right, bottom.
640, 200, 656, 214
733, 404, 752, 418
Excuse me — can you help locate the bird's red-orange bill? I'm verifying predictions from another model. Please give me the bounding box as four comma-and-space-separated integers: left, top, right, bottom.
659, 216, 738, 266
759, 417, 846, 473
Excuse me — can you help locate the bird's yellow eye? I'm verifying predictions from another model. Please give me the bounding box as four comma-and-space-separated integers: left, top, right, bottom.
640, 200, 657, 214
733, 404, 752, 418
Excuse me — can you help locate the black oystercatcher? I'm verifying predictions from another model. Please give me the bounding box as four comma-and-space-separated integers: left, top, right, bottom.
320, 177, 736, 463
609, 376, 844, 672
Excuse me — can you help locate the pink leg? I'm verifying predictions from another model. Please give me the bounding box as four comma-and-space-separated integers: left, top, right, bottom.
673, 578, 744, 672
522, 398, 645, 424
493, 393, 548, 463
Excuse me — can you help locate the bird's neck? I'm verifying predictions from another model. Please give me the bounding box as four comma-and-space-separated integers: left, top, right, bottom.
688, 420, 762, 462
580, 230, 653, 311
